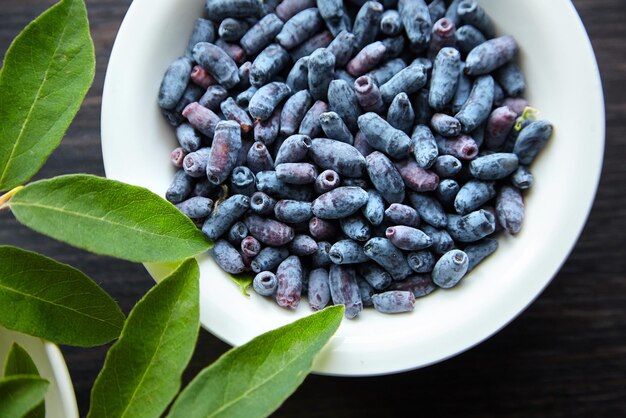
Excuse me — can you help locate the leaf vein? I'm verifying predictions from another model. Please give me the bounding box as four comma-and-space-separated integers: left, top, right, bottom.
117, 284, 187, 418
11, 201, 190, 243
206, 340, 318, 417
0, 282, 121, 330
0, 3, 73, 185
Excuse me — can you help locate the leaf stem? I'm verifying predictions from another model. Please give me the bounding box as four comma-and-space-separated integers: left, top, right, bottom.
0, 185, 24, 211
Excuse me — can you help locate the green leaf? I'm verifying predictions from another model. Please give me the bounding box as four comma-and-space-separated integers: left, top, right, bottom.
167, 305, 344, 418
0, 0, 95, 192
4, 343, 46, 418
229, 273, 253, 297
4, 343, 40, 377
0, 376, 49, 418
87, 258, 200, 418
0, 246, 125, 347
9, 174, 213, 263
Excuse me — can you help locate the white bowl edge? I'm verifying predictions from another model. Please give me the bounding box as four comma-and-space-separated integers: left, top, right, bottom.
0, 328, 79, 418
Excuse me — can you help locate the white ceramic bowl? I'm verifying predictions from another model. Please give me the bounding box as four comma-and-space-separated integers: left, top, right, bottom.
0, 328, 79, 418
102, 0, 604, 375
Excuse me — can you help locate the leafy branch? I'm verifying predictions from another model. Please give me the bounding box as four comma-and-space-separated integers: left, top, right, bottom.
0, 1, 344, 417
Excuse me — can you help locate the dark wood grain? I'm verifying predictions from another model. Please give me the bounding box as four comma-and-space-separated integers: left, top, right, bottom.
1, 1, 625, 416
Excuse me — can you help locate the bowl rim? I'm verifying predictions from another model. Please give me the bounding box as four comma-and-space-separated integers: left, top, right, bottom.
44, 342, 80, 417
101, 0, 605, 376
0, 328, 79, 417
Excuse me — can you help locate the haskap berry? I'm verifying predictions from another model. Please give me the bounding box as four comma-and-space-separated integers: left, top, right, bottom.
159, 0, 553, 318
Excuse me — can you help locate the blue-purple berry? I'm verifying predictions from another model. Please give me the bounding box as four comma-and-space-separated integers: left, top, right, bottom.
289, 234, 318, 256
211, 240, 246, 274
412, 124, 439, 169
249, 81, 292, 120
175, 123, 201, 153
389, 274, 437, 298
276, 8, 323, 50
363, 237, 413, 281
357, 279, 375, 306
281, 90, 314, 136
380, 10, 402, 36
246, 142, 275, 174
309, 217, 338, 241
251, 246, 290, 273
465, 238, 498, 272
399, 0, 432, 52
385, 203, 421, 227
469, 153, 519, 180
511, 166, 534, 190
274, 200, 313, 223
407, 251, 436, 273
327, 30, 356, 67
192, 42, 240, 89
455, 75, 495, 133
328, 79, 362, 132
175, 196, 214, 219
379, 64, 428, 104
386, 225, 432, 251
362, 189, 385, 226
299, 100, 328, 138
457, 0, 495, 38
286, 56, 310, 93
496, 185, 525, 235
366, 151, 405, 204
274, 134, 312, 166
276, 163, 318, 184
320, 112, 354, 145
436, 178, 460, 206
358, 112, 412, 160
513, 120, 553, 165
253, 271, 278, 296
255, 170, 314, 201
186, 18, 216, 57
276, 255, 303, 309
158, 57, 193, 110
408, 193, 447, 228
312, 186, 369, 220
432, 155, 462, 178
202, 194, 250, 241
240, 13, 284, 55
227, 221, 248, 245
244, 214, 295, 246
465, 35, 518, 76
358, 263, 392, 290
340, 214, 371, 242
447, 209, 496, 242
421, 224, 455, 255
328, 264, 363, 319
309, 138, 367, 177
311, 241, 333, 268
387, 93, 415, 134
308, 268, 331, 311
353, 1, 383, 51
372, 291, 415, 314
454, 179, 496, 215
429, 47, 461, 110
181, 147, 211, 178
329, 239, 370, 265
495, 61, 526, 97
308, 48, 335, 100
250, 191, 277, 215
432, 249, 469, 288
166, 170, 194, 204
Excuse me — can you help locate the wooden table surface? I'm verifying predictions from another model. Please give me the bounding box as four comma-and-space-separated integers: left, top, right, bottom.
1, 1, 625, 416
